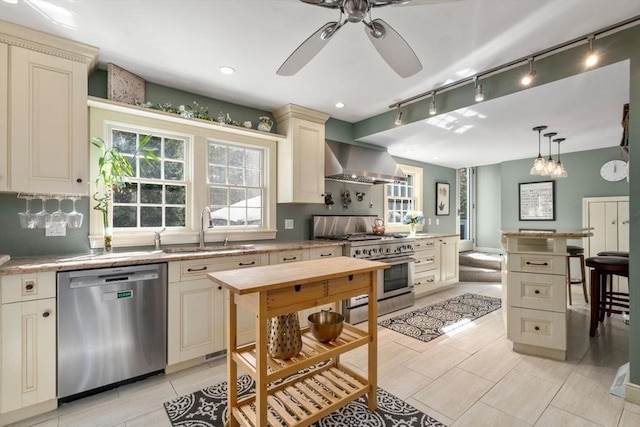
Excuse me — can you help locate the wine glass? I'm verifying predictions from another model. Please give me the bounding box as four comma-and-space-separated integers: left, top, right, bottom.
51, 195, 68, 228
18, 194, 37, 229
66, 196, 83, 229
34, 195, 52, 229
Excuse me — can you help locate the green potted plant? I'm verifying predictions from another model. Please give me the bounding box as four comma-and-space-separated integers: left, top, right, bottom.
91, 135, 158, 253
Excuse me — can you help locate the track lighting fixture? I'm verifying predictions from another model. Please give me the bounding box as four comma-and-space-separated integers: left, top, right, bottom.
474, 76, 484, 102
585, 35, 599, 67
530, 126, 548, 175
429, 93, 437, 116
394, 106, 403, 126
553, 138, 568, 178
521, 57, 536, 86
542, 132, 557, 175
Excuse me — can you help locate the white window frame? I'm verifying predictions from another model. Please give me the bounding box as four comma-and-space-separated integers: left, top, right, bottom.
383, 164, 423, 233
88, 100, 277, 250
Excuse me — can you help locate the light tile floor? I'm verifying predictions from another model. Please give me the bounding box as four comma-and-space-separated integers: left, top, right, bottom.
10, 282, 637, 427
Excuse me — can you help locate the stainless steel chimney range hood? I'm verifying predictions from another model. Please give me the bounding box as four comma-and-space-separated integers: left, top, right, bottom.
324, 140, 407, 185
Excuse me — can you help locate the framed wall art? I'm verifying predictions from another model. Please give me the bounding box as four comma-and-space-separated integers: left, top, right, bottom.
435, 182, 450, 216
519, 180, 555, 221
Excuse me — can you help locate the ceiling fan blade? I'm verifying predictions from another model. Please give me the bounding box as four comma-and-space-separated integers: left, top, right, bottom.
299, 0, 342, 9
365, 18, 422, 78
277, 21, 343, 76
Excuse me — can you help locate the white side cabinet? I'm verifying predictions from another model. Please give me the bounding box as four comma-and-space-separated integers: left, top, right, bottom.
273, 104, 330, 203
439, 236, 460, 285
167, 253, 269, 368
0, 272, 57, 424
0, 20, 98, 195
413, 236, 440, 297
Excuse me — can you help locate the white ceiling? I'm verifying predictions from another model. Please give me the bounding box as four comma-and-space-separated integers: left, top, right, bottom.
1, 0, 637, 168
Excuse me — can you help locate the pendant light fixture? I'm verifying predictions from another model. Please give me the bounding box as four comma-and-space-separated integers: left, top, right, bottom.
474, 76, 484, 102
429, 92, 437, 115
553, 137, 568, 178
394, 106, 403, 126
530, 125, 548, 175
585, 35, 599, 67
521, 57, 536, 86
542, 132, 557, 176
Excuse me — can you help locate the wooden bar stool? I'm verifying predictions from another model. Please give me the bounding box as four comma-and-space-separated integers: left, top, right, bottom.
585, 256, 629, 336
566, 245, 588, 305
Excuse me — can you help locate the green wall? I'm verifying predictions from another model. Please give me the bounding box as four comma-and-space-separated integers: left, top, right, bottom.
476, 164, 502, 250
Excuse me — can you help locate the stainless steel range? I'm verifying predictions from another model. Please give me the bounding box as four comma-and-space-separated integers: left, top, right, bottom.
313, 215, 415, 323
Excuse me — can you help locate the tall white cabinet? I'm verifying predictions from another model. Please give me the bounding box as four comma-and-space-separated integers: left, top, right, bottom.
0, 20, 98, 195
582, 196, 629, 292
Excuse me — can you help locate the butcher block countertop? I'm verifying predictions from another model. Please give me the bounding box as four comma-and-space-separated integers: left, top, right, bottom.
208, 256, 388, 295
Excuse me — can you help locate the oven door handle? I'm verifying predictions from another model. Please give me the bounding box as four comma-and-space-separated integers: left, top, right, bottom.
383, 256, 414, 265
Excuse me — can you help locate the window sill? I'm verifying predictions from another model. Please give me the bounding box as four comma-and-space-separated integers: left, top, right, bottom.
89, 229, 278, 250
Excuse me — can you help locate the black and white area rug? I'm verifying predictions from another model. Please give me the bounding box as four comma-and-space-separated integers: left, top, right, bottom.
164, 374, 446, 426
379, 293, 502, 342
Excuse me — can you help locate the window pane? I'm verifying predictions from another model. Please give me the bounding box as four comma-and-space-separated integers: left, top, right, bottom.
166, 185, 185, 205
209, 165, 226, 184
165, 207, 185, 227
229, 146, 244, 167
228, 167, 244, 185
229, 207, 246, 225
210, 187, 228, 206
209, 144, 226, 165
113, 183, 137, 204
164, 161, 184, 180
140, 207, 162, 227
246, 169, 261, 187
113, 206, 136, 228
246, 150, 261, 169
229, 188, 246, 205
112, 130, 136, 154
140, 158, 161, 179
142, 135, 162, 153
247, 188, 262, 200
164, 138, 184, 159
140, 184, 163, 204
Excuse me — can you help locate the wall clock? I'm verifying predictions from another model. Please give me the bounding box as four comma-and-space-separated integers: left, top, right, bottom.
599, 160, 628, 182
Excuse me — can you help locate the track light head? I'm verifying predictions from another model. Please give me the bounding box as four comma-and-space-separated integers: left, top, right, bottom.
585, 35, 599, 67
429, 93, 437, 115
394, 108, 403, 126
521, 58, 536, 86
474, 77, 484, 102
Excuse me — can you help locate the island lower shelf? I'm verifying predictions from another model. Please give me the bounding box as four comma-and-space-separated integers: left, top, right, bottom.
232, 363, 370, 427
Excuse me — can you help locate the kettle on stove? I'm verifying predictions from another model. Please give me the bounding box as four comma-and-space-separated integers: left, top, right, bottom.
371, 218, 385, 235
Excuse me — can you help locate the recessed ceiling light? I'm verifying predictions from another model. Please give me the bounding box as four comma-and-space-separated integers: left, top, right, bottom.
219, 66, 235, 75
335, 102, 345, 108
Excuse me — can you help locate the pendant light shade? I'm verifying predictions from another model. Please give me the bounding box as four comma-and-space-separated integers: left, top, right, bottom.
530, 126, 548, 175
553, 138, 568, 178
542, 132, 557, 176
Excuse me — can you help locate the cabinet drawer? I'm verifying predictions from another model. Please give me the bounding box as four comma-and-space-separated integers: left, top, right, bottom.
308, 246, 342, 260
414, 252, 437, 273
269, 249, 308, 265
508, 307, 566, 350
509, 272, 566, 312
267, 281, 326, 311
414, 239, 436, 250
508, 253, 565, 275
326, 272, 370, 299
414, 270, 438, 287
1, 271, 56, 304
179, 254, 268, 281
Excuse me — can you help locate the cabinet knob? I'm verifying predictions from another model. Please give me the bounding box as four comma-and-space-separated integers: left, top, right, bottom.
25, 283, 34, 291
76, 178, 83, 183
534, 290, 540, 294
534, 326, 540, 331
218, 286, 222, 290
42, 311, 51, 318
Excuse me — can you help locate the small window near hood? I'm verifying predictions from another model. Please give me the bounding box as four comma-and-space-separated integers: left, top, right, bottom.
384, 164, 422, 231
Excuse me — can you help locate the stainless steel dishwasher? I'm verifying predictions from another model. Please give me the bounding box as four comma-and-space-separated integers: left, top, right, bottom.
57, 263, 167, 401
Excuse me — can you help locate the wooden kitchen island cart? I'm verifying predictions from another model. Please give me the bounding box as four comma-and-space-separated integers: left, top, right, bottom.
208, 256, 387, 427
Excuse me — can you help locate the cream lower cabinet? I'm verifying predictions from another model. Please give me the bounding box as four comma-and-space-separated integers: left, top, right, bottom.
168, 253, 268, 367
0, 272, 57, 424
413, 236, 440, 297
439, 236, 460, 285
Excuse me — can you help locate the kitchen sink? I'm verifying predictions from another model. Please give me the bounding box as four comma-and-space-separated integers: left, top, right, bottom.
163, 245, 254, 254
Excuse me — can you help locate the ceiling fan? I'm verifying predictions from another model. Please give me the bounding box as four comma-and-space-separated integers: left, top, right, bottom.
277, 0, 423, 78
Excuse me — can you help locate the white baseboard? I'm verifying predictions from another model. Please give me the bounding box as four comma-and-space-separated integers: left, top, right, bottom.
626, 381, 640, 405
471, 246, 504, 255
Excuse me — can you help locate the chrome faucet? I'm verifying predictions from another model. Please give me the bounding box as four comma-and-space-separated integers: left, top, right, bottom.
154, 227, 166, 251
199, 207, 213, 248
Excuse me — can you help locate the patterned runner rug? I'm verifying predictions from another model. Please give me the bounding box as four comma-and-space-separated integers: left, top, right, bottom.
164, 374, 446, 426
379, 293, 502, 342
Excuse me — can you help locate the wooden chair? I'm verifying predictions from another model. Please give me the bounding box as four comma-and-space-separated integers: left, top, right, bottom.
585, 256, 629, 336
566, 245, 588, 305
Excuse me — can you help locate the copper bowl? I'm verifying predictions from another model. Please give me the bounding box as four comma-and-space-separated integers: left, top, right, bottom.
307, 311, 344, 342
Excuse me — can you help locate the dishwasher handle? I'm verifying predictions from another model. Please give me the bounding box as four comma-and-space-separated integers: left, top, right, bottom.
69, 271, 159, 288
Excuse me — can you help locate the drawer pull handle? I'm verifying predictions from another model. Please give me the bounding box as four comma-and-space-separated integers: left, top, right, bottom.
25, 284, 34, 291
238, 261, 255, 266
427, 278, 434, 282
415, 260, 421, 264
187, 266, 208, 272
416, 281, 422, 285
320, 253, 332, 257
348, 274, 354, 281
283, 256, 297, 261
534, 326, 540, 331
526, 261, 548, 266
294, 284, 302, 292
534, 290, 540, 294
42, 311, 51, 318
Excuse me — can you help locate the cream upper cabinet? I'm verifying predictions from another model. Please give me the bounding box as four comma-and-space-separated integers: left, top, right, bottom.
0, 42, 7, 192
0, 20, 98, 195
273, 104, 330, 203
0, 272, 57, 419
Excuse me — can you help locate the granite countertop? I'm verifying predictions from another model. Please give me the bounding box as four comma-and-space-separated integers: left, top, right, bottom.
501, 228, 593, 238
0, 240, 344, 276
412, 233, 460, 239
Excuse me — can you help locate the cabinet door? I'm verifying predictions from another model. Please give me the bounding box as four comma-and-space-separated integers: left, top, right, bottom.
0, 43, 7, 192
618, 201, 629, 252
10, 47, 88, 195
1, 298, 56, 413
167, 279, 224, 365
439, 237, 459, 284
291, 118, 325, 203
